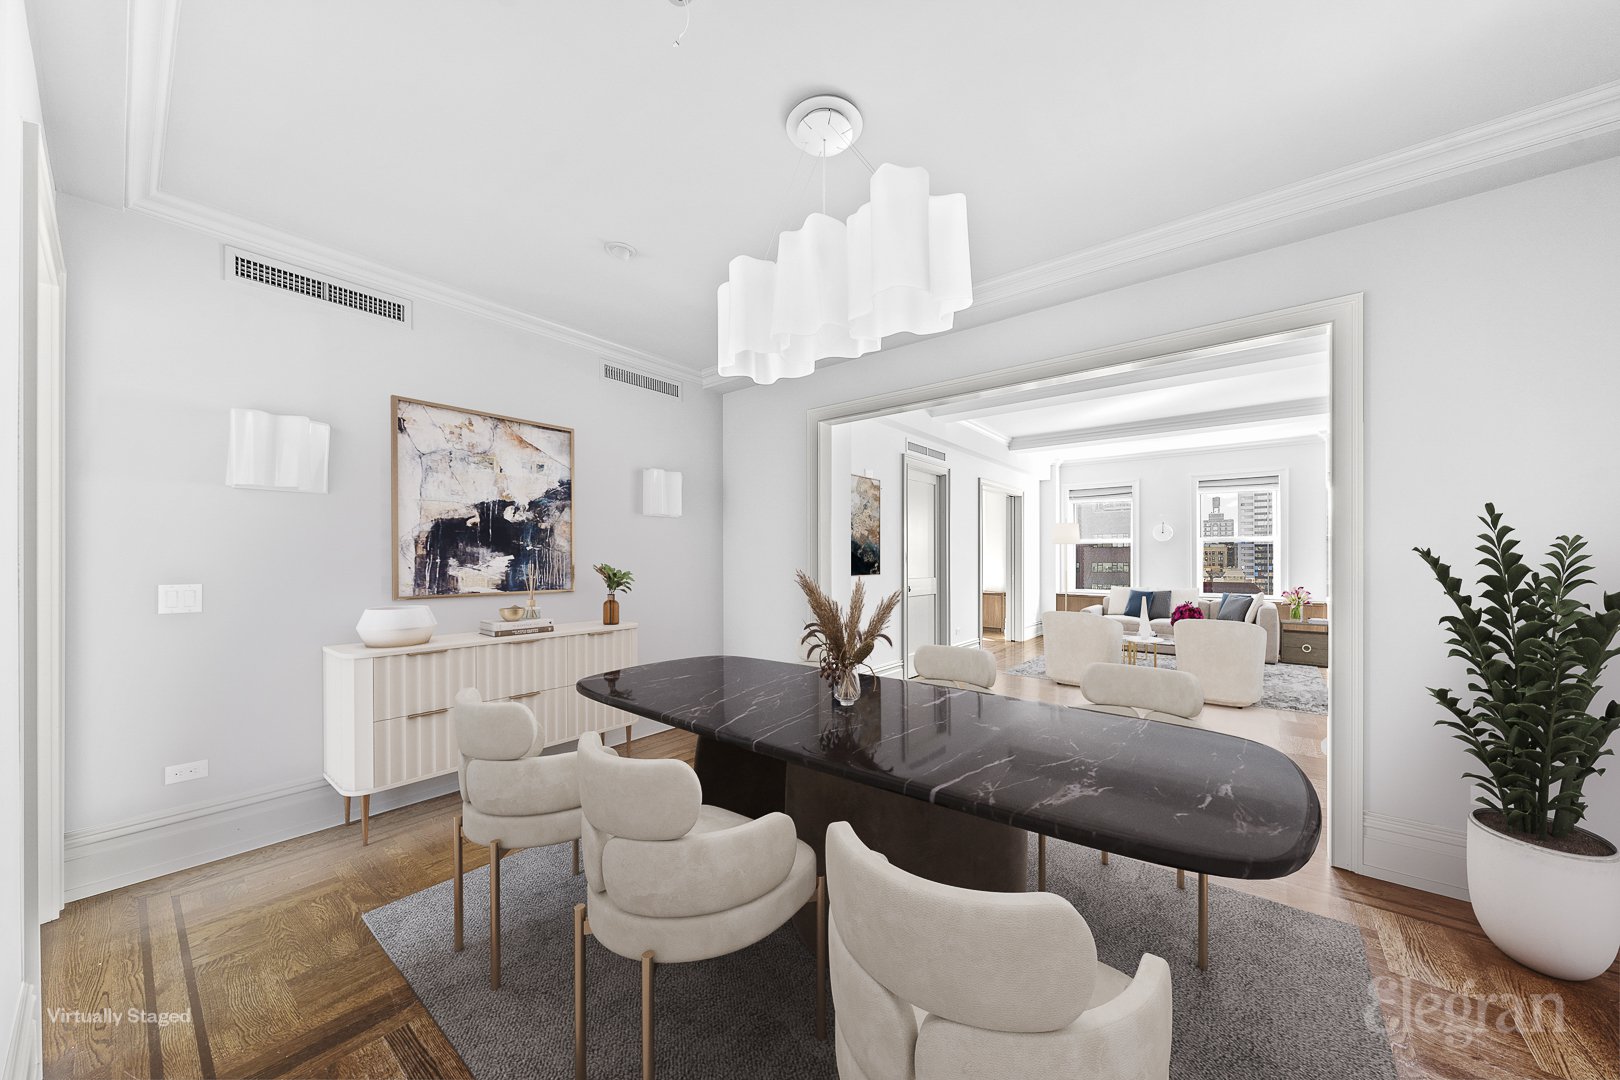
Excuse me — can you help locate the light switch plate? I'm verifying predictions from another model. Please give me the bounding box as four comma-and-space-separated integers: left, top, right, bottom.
158, 584, 203, 614
165, 759, 208, 785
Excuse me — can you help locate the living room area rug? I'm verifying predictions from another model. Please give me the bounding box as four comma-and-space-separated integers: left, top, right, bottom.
1005, 653, 1329, 714
364, 837, 1394, 1080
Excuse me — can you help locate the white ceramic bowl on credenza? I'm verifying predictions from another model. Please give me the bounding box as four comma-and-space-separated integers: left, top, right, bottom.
356, 606, 437, 648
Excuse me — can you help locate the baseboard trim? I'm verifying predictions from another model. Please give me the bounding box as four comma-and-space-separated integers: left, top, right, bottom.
64, 773, 458, 902
4, 983, 37, 1080
1360, 811, 1470, 901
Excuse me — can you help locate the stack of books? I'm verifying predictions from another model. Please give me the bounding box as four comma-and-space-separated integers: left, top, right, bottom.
479, 618, 555, 638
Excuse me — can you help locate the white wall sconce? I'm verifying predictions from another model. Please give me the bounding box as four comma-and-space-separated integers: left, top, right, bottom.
226, 408, 330, 493
642, 468, 683, 517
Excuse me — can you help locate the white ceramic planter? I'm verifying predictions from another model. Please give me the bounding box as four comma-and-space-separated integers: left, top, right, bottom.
1466, 810, 1620, 981
356, 606, 437, 649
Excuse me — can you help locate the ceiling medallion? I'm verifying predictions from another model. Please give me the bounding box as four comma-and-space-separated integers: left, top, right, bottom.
717, 95, 972, 385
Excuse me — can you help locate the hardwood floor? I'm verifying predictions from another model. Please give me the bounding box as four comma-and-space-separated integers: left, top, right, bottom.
42, 702, 1615, 1080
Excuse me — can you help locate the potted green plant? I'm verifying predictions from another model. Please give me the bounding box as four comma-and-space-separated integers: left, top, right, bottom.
1415, 504, 1620, 980
594, 564, 634, 626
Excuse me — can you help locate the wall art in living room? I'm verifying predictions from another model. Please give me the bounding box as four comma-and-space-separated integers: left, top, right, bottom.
851, 475, 881, 575
392, 395, 575, 598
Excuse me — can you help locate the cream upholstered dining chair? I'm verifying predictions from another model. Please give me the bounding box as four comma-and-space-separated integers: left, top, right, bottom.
1079, 662, 1204, 726
1172, 619, 1267, 707
1042, 610, 1123, 685
825, 821, 1173, 1080
572, 730, 822, 1079
913, 644, 998, 690
451, 688, 583, 990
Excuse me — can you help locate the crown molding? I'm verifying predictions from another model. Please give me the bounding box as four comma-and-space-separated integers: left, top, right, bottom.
1008, 397, 1329, 452
122, 0, 701, 389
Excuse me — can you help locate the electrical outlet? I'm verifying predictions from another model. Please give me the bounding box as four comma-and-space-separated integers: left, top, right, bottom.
158, 584, 204, 614
165, 759, 208, 785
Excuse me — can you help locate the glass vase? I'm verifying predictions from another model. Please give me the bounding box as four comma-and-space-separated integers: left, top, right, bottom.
832, 667, 862, 707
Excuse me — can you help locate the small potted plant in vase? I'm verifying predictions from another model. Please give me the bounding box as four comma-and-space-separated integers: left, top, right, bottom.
594, 564, 634, 626
796, 570, 901, 706
1416, 504, 1620, 980
1282, 586, 1311, 621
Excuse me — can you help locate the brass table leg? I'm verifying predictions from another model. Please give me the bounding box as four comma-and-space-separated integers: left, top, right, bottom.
573, 904, 587, 1080
641, 951, 655, 1080
489, 841, 502, 990
624, 724, 634, 757
1197, 873, 1209, 971
452, 815, 464, 951
1037, 834, 1047, 891
1100, 850, 1110, 866
361, 794, 370, 846
815, 876, 827, 1041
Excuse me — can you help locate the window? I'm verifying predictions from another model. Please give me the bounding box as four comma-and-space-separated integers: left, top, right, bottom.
1067, 486, 1134, 591
1197, 475, 1281, 595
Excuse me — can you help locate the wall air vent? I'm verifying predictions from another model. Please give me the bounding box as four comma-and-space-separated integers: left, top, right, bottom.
225, 246, 412, 326
603, 363, 681, 399
906, 440, 947, 462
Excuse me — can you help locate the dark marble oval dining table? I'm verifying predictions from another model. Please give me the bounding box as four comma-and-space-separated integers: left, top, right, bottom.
578, 654, 1322, 969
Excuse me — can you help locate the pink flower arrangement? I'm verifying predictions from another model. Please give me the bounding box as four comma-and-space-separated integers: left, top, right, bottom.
1170, 601, 1204, 625
1282, 586, 1312, 620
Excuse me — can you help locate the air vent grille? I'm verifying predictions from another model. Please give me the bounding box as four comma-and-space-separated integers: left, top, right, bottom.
227, 247, 411, 326
906, 441, 947, 461
604, 363, 681, 399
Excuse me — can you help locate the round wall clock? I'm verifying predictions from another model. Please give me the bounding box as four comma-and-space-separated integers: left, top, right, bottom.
1152, 521, 1175, 542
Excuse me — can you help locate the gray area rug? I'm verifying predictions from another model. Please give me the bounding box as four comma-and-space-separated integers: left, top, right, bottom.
1006, 653, 1329, 714
365, 838, 1393, 1079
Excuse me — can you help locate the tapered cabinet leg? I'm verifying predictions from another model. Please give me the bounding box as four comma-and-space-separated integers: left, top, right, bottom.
344, 795, 352, 825
572, 837, 581, 876
1177, 868, 1186, 890
489, 841, 502, 989
1037, 834, 1047, 891
361, 794, 370, 845
1197, 873, 1209, 971
1100, 850, 1109, 866
624, 724, 634, 757
574, 904, 587, 1080
453, 815, 464, 952
815, 876, 827, 1041
641, 951, 655, 1080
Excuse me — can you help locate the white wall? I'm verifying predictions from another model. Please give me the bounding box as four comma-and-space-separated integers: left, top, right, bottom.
982, 491, 1008, 593
723, 156, 1620, 891
3, 0, 43, 1069
827, 415, 1041, 671
58, 197, 723, 895
1056, 437, 1329, 598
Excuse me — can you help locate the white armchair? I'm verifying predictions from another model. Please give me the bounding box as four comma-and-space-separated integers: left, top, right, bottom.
825, 821, 1173, 1080
913, 644, 997, 690
573, 730, 822, 1079
1173, 620, 1267, 707
452, 688, 582, 989
1042, 610, 1123, 686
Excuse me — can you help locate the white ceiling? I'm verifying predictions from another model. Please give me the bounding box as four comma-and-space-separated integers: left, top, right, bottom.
26, 1, 1620, 377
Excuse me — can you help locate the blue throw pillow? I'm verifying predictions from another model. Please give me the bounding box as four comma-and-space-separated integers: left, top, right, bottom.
1124, 589, 1155, 619
1217, 593, 1254, 621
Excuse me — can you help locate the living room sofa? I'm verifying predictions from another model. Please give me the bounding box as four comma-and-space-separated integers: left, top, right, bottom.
1094, 586, 1280, 664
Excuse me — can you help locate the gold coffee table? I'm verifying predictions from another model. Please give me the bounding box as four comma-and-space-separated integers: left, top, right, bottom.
1123, 634, 1171, 667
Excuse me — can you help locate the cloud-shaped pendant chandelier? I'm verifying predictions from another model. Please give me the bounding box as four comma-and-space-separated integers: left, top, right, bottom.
717, 96, 971, 385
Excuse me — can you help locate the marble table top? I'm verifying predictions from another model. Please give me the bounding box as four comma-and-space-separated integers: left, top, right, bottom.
577, 655, 1321, 879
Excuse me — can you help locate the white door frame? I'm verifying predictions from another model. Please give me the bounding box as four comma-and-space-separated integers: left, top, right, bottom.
807, 294, 1365, 874
22, 121, 67, 925
900, 454, 950, 677
978, 480, 1025, 643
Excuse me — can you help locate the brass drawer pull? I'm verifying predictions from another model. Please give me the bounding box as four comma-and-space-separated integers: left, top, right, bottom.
405, 706, 451, 721
511, 690, 547, 701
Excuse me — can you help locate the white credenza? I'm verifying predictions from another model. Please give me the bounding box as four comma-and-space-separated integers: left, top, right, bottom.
322, 621, 638, 842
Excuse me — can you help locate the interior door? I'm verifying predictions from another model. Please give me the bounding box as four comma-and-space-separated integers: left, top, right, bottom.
904, 464, 945, 676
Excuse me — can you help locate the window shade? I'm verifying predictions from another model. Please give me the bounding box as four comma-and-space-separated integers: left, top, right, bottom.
1198, 475, 1279, 490
1068, 484, 1133, 501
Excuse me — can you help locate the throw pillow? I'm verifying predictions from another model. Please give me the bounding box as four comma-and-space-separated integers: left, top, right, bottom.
1149, 591, 1174, 620
1217, 593, 1254, 621
1124, 589, 1155, 619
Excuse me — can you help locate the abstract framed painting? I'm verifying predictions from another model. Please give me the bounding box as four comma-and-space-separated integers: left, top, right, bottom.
851, 475, 881, 576
392, 396, 575, 598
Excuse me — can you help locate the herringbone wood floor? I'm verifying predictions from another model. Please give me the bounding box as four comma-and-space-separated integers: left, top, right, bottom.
41, 657, 1618, 1079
